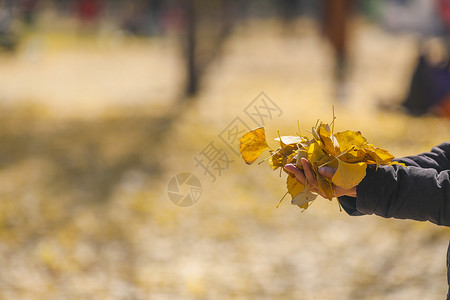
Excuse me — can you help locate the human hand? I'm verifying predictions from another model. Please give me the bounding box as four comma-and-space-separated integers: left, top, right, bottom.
284, 158, 357, 198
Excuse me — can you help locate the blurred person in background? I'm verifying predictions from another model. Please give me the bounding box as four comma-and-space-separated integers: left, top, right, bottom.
386, 0, 450, 117
75, 0, 102, 33
402, 39, 450, 116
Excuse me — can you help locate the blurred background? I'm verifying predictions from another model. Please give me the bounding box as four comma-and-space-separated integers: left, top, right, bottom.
1, 0, 450, 299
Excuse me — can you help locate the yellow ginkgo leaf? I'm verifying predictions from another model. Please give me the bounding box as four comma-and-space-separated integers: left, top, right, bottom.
268, 150, 284, 170
267, 144, 298, 170
363, 145, 395, 166
388, 161, 406, 167
317, 174, 334, 200
275, 135, 304, 146
338, 148, 365, 163
311, 160, 335, 200
332, 160, 367, 190
318, 156, 339, 169
239, 109, 403, 212
335, 130, 367, 153
286, 150, 299, 165
280, 143, 299, 157
311, 125, 321, 142
295, 149, 308, 169
307, 141, 328, 164
291, 187, 318, 209
287, 174, 305, 197
239, 127, 271, 164
317, 123, 340, 156
269, 150, 283, 170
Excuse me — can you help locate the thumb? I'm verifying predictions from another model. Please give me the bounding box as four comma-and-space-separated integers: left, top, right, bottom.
318, 166, 336, 179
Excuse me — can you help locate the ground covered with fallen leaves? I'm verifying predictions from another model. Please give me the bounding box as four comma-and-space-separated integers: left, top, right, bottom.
0, 16, 450, 299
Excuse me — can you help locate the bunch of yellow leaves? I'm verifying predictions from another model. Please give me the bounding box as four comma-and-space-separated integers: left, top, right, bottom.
239, 121, 403, 210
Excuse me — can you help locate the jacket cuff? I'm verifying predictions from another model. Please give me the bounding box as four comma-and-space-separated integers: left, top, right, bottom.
338, 196, 365, 216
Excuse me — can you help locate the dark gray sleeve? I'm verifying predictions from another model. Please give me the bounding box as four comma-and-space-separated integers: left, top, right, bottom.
338, 142, 450, 226
396, 142, 450, 170
356, 164, 450, 226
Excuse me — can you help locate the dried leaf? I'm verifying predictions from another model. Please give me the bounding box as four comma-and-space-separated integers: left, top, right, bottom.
239, 127, 271, 164
339, 148, 365, 163
311, 126, 321, 142
307, 141, 328, 164
291, 188, 318, 209
295, 149, 308, 169
286, 150, 299, 165
238, 110, 402, 212
389, 161, 406, 167
287, 174, 305, 197
280, 144, 299, 157
335, 130, 367, 153
317, 123, 340, 156
275, 135, 304, 145
332, 160, 367, 190
317, 174, 334, 200
363, 145, 395, 166
268, 150, 284, 170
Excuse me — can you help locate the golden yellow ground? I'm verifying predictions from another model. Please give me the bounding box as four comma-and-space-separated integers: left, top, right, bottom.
0, 17, 449, 299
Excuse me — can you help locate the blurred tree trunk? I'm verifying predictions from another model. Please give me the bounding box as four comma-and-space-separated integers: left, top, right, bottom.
0, 0, 18, 51
181, 0, 235, 98
184, 0, 198, 97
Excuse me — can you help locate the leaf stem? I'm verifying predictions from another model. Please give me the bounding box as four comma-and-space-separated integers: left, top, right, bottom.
331, 105, 336, 135
276, 191, 289, 208
258, 149, 281, 165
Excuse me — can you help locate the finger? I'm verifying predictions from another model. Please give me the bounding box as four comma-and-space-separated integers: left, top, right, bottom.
284, 164, 306, 185
318, 166, 336, 179
301, 158, 317, 188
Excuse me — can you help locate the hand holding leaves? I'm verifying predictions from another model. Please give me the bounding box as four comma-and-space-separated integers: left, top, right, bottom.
238, 119, 404, 211
284, 158, 357, 199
